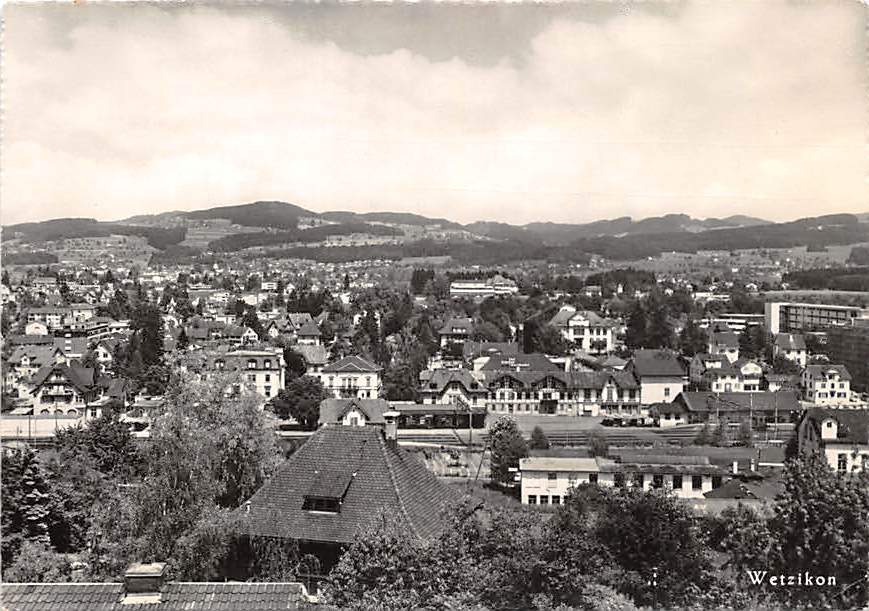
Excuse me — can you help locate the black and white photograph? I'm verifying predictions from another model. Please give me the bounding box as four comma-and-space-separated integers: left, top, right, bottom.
0, 1, 868, 610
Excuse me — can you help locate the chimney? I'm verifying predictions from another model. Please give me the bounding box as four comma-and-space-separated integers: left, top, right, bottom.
123, 562, 166, 604
383, 410, 400, 446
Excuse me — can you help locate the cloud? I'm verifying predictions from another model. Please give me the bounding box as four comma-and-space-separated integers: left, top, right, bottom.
1, 2, 866, 226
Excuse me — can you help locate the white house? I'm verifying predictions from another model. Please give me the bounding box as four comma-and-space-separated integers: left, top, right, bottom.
707, 331, 739, 364
802, 364, 853, 405
549, 306, 616, 355
627, 350, 686, 405
519, 455, 729, 505
798, 408, 869, 473
320, 355, 382, 399
773, 333, 807, 369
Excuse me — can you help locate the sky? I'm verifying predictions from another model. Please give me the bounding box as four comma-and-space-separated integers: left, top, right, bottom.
1, 1, 867, 226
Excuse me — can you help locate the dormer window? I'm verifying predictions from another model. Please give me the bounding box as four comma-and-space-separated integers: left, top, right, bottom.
302, 496, 341, 513
247, 359, 257, 369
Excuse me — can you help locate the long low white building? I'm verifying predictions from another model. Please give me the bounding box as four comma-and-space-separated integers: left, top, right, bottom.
519, 455, 730, 505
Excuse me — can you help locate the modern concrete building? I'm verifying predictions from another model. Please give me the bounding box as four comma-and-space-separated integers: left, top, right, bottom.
764, 302, 867, 335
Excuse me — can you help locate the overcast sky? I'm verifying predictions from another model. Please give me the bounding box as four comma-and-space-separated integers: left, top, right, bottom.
2, 1, 867, 226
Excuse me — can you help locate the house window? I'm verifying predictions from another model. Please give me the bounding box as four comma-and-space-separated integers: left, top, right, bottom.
652, 474, 664, 489
548, 472, 557, 482
588, 473, 598, 484
633, 474, 644, 488
614, 473, 625, 487
838, 454, 848, 473
247, 374, 256, 383
711, 476, 722, 489
264, 360, 272, 369
551, 496, 561, 505
247, 359, 257, 369
692, 475, 703, 490
672, 475, 683, 489
264, 386, 271, 397
664, 388, 671, 398
528, 495, 537, 505
215, 360, 225, 370
349, 415, 359, 427
539, 496, 549, 505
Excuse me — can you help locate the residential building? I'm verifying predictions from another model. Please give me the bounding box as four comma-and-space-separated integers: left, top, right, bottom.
320, 355, 382, 399
773, 333, 807, 369
439, 317, 474, 348
29, 364, 104, 416
689, 353, 729, 387
707, 331, 739, 364
802, 364, 853, 405
296, 319, 322, 346
294, 344, 329, 376
26, 306, 66, 330
549, 305, 616, 354
519, 455, 729, 505
797, 408, 869, 473
180, 348, 286, 400
626, 349, 686, 404
241, 423, 459, 571
765, 301, 867, 335
6, 345, 66, 394
318, 398, 391, 427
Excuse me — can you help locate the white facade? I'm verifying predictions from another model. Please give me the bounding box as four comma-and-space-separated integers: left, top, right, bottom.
519, 457, 726, 504
639, 378, 685, 405
803, 367, 852, 405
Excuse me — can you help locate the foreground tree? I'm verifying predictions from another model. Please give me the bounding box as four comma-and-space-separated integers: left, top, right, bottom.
767, 453, 869, 609
488, 416, 528, 486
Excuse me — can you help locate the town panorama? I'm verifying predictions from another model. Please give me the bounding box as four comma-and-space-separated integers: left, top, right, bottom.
1, 2, 868, 611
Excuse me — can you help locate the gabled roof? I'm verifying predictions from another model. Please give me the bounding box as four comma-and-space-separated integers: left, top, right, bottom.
439, 317, 473, 334
322, 355, 381, 374
801, 408, 869, 445
287, 312, 316, 328
297, 319, 322, 337
675, 391, 800, 413
30, 365, 98, 393
242, 426, 459, 544
8, 346, 63, 367
0, 582, 311, 611
774, 333, 806, 351
420, 369, 486, 394
319, 398, 391, 425
480, 353, 560, 373
710, 331, 739, 348
294, 344, 329, 366
692, 353, 729, 366
462, 341, 519, 360
629, 350, 685, 378
548, 307, 576, 328
805, 364, 852, 381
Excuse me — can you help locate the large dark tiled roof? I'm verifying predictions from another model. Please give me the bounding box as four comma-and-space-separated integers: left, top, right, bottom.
242, 426, 459, 544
